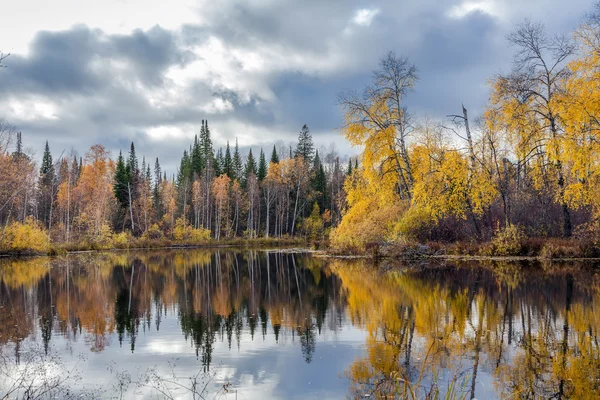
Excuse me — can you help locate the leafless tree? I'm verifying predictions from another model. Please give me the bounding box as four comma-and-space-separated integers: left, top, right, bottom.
338, 51, 419, 199
0, 51, 9, 68
499, 20, 575, 236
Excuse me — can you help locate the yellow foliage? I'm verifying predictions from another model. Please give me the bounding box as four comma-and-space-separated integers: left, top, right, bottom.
1, 217, 50, 253
172, 217, 211, 242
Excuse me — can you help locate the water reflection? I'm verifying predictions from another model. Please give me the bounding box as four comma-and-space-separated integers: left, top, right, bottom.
1, 252, 600, 399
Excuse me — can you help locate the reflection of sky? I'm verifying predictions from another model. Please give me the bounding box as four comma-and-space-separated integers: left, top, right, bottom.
16, 302, 367, 399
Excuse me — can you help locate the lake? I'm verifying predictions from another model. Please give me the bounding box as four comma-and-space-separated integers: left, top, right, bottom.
0, 249, 599, 399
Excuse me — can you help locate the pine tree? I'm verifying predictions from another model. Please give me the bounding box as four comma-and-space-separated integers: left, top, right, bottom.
128, 142, 139, 177
200, 120, 214, 163
153, 158, 162, 211
191, 134, 204, 176
38, 141, 56, 229
258, 148, 267, 181
311, 150, 327, 212
245, 149, 257, 180
270, 145, 279, 164
114, 151, 130, 208
347, 158, 353, 176
223, 141, 233, 179
232, 139, 243, 181
214, 148, 224, 176
295, 124, 314, 163
177, 150, 192, 188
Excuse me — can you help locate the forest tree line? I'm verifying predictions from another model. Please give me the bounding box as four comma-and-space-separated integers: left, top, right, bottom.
0, 121, 351, 252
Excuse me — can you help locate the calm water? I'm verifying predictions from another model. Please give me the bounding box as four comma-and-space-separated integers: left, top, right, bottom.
0, 250, 599, 399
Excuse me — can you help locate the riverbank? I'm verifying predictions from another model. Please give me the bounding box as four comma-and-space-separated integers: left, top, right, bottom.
327, 235, 600, 262
0, 237, 310, 257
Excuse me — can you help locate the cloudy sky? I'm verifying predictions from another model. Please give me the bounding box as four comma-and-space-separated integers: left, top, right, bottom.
0, 0, 594, 171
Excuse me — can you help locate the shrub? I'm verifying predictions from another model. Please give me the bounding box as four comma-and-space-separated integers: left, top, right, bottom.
92, 223, 114, 249
172, 218, 190, 241
112, 232, 131, 249
142, 224, 164, 240
1, 217, 50, 253
392, 206, 435, 242
189, 228, 211, 242
330, 199, 407, 254
486, 225, 525, 257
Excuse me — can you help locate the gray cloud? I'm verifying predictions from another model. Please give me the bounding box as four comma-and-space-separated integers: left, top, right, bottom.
0, 0, 595, 172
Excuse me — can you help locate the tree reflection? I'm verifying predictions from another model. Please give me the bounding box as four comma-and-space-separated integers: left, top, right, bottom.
333, 259, 600, 399
1, 253, 600, 398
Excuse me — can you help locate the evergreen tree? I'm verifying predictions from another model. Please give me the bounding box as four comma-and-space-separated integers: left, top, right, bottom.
355, 158, 358, 170
214, 148, 224, 176
11, 132, 28, 161
16, 132, 22, 155
223, 141, 233, 179
114, 151, 130, 208
153, 158, 162, 211
177, 150, 192, 188
347, 158, 353, 176
258, 148, 267, 181
270, 145, 279, 164
311, 150, 327, 211
200, 120, 214, 163
295, 124, 314, 163
39, 141, 55, 180
232, 139, 243, 181
245, 149, 257, 180
128, 142, 139, 177
191, 134, 204, 176
38, 141, 56, 228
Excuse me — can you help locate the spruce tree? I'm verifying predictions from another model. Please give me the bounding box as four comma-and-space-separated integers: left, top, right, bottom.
311, 150, 327, 211
232, 139, 243, 181
39, 141, 55, 183
153, 158, 162, 210
270, 145, 279, 164
128, 142, 139, 176
114, 151, 130, 208
214, 148, 224, 176
38, 141, 56, 228
245, 149, 257, 180
191, 134, 204, 176
223, 141, 233, 179
295, 124, 314, 163
200, 120, 214, 162
258, 148, 267, 181
347, 158, 353, 176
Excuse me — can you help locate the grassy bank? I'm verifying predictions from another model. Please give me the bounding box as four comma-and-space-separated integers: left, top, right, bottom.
343, 236, 600, 261
0, 236, 309, 257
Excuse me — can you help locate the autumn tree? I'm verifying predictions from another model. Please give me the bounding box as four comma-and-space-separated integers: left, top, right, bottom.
490, 21, 575, 236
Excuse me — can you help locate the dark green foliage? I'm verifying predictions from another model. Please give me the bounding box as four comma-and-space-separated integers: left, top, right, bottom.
245, 149, 257, 181
232, 139, 243, 181
38, 141, 56, 228
295, 124, 314, 163
191, 134, 204, 176
347, 158, 353, 176
40, 141, 54, 178
270, 145, 279, 164
114, 151, 131, 208
311, 150, 328, 212
214, 148, 224, 177
128, 142, 138, 176
258, 148, 267, 181
177, 150, 192, 188
223, 141, 233, 179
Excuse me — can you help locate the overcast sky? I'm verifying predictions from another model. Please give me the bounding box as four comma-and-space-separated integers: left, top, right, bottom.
0, 0, 594, 172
